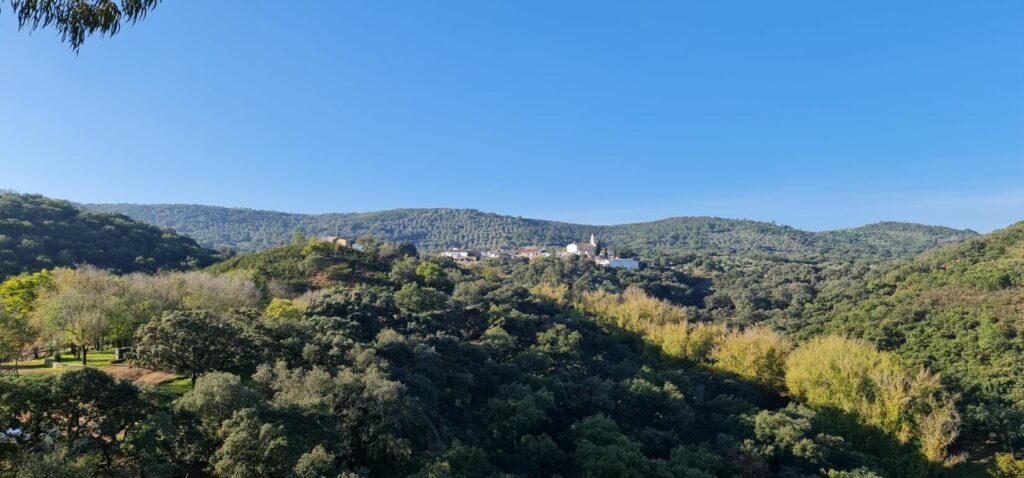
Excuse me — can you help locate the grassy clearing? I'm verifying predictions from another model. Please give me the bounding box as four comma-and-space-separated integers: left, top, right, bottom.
3, 348, 120, 372
3, 349, 190, 395
52, 349, 118, 368
158, 377, 193, 395
1, 357, 59, 375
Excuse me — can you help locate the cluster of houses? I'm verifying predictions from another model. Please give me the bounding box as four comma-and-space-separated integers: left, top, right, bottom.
440, 235, 640, 269
318, 233, 640, 269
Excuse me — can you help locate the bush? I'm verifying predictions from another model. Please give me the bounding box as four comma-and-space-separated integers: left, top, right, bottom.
710, 327, 791, 388
990, 453, 1024, 478
785, 336, 960, 465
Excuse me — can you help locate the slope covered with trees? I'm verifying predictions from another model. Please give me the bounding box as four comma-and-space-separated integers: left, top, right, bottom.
85, 203, 976, 261
0, 238, 974, 477
792, 221, 1024, 454
0, 193, 218, 279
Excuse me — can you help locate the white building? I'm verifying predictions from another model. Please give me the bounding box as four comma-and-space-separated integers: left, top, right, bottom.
595, 257, 640, 269
514, 246, 549, 259
566, 234, 598, 257
441, 249, 480, 263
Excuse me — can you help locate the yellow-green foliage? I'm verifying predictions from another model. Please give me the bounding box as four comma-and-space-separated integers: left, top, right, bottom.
579, 287, 690, 332
577, 287, 723, 363
785, 335, 960, 465
710, 327, 791, 388
656, 321, 730, 364
264, 298, 307, 323
529, 283, 569, 307
991, 453, 1024, 478
0, 270, 54, 359
0, 270, 54, 318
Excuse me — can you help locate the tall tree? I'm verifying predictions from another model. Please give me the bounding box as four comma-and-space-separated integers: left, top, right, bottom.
31, 268, 114, 365
133, 310, 253, 385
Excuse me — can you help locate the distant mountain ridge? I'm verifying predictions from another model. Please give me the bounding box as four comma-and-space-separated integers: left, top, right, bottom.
84, 203, 978, 261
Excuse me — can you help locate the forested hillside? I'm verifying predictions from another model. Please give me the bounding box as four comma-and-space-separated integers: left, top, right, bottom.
793, 221, 1024, 454
0, 194, 217, 279
85, 203, 976, 261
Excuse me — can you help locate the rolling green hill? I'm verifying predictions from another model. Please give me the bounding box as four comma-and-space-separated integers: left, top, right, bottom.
0, 193, 217, 278
84, 203, 977, 261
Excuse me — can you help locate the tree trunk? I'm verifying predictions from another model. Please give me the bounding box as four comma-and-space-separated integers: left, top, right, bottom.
81, 346, 88, 366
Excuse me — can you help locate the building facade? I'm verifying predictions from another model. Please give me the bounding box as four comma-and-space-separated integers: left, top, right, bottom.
566, 234, 598, 256
514, 246, 549, 259
595, 257, 640, 269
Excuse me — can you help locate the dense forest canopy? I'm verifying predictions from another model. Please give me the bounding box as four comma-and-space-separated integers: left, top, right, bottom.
84, 203, 977, 262
0, 193, 218, 279
665, 223, 1024, 457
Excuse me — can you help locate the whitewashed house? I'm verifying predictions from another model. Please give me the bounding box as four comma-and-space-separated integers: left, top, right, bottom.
441, 249, 480, 263
595, 257, 640, 269
481, 250, 506, 259
514, 246, 549, 259
566, 235, 598, 257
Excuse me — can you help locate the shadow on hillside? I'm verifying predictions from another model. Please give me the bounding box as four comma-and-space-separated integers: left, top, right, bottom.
812, 405, 939, 477
573, 313, 945, 478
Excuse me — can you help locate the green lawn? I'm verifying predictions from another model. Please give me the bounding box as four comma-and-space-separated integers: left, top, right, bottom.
3, 349, 192, 396
4, 348, 120, 370
158, 377, 193, 395
1, 372, 53, 381
51, 348, 118, 368
3, 357, 52, 370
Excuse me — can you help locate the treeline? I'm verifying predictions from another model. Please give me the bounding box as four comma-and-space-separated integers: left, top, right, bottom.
0, 193, 218, 279
0, 267, 260, 365
0, 239, 979, 477
84, 203, 976, 261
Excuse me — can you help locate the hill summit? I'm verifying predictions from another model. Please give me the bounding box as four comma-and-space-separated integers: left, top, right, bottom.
1, 193, 217, 279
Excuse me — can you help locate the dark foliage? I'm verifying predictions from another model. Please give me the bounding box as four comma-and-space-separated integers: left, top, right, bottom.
0, 193, 217, 279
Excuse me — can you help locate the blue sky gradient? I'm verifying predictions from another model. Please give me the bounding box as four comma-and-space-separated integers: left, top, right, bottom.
1, 1, 1022, 232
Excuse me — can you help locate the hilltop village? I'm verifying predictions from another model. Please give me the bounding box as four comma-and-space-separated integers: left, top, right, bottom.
440, 234, 641, 269
319, 234, 640, 268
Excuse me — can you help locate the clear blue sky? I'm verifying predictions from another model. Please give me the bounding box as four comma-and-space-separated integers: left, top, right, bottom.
1, 1, 1022, 232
